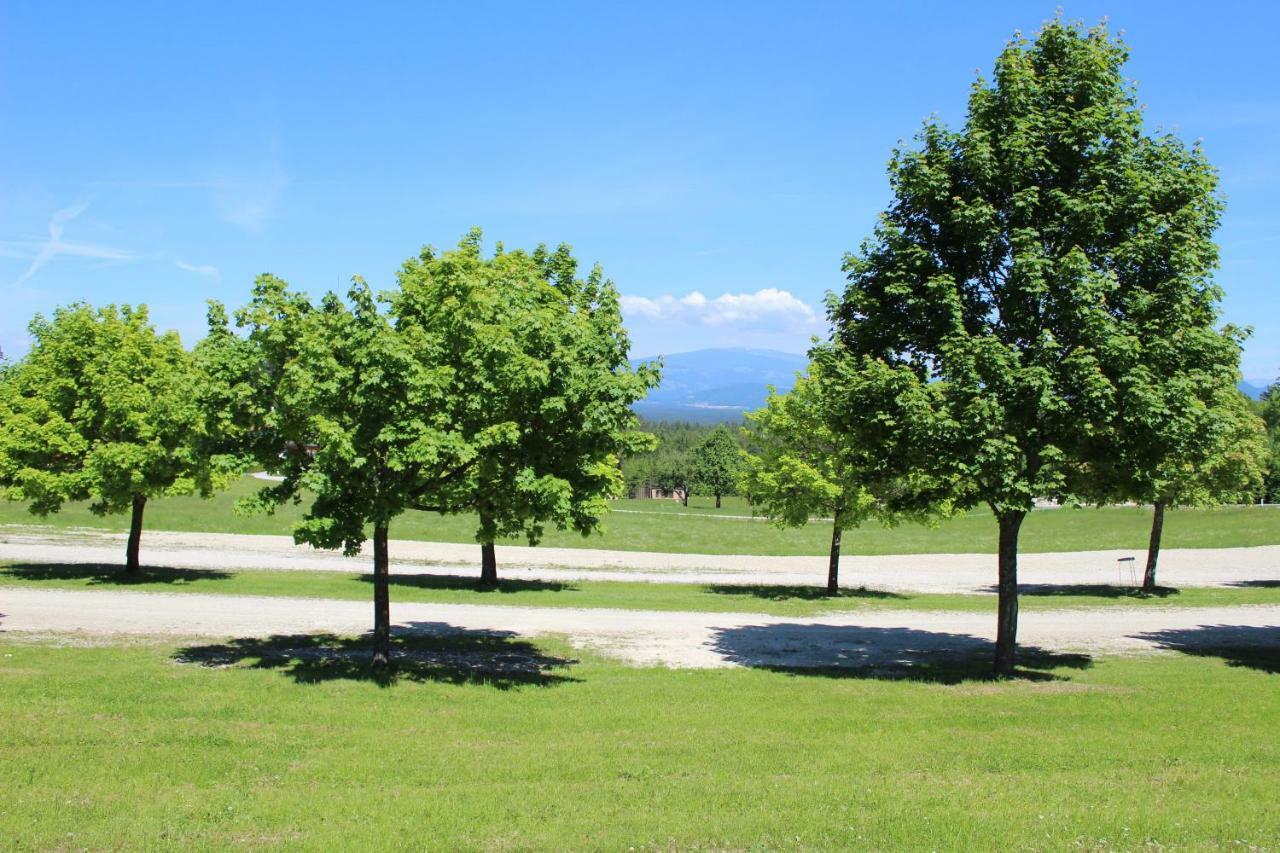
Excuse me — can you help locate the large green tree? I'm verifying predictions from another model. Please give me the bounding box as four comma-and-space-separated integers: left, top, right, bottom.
689, 424, 742, 509
0, 304, 227, 572
392, 232, 659, 584
741, 347, 940, 595
830, 19, 1222, 675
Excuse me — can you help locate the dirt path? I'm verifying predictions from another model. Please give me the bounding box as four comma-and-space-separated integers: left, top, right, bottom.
2, 586, 1276, 669
3, 526, 1278, 592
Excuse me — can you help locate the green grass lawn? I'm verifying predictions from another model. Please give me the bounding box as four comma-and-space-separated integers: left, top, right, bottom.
2, 476, 1278, 555
1, 636, 1276, 849
5, 561, 1280, 616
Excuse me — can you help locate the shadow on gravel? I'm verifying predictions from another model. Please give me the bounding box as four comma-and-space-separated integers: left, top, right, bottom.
174, 623, 579, 688
358, 573, 577, 594
707, 584, 907, 602
1226, 580, 1280, 589
1, 562, 232, 585
972, 583, 1180, 599
710, 623, 1092, 684
1133, 625, 1280, 674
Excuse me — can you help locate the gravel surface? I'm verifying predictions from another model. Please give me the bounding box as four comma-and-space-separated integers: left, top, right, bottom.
2, 526, 1278, 592
2, 587, 1277, 670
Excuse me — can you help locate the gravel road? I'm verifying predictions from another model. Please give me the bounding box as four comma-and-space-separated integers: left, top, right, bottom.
2, 587, 1276, 670
2, 527, 1278, 592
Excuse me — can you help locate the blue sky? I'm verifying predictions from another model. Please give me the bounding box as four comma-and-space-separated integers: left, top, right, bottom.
1, 2, 1276, 382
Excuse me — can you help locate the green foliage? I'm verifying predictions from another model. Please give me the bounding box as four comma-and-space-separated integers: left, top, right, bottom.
210, 231, 657, 556
622, 420, 728, 497
689, 424, 743, 500
393, 231, 659, 545
740, 351, 878, 529
1258, 381, 1280, 502
0, 303, 226, 517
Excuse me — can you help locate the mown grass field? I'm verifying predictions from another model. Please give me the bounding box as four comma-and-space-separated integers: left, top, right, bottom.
2, 476, 1278, 555
1, 636, 1276, 849
4, 561, 1280, 616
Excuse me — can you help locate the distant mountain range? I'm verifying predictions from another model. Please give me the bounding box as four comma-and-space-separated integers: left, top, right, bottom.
630, 348, 1271, 423
1239, 380, 1271, 400
631, 348, 806, 423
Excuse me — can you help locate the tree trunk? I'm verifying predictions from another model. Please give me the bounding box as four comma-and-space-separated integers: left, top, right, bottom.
480, 541, 497, 586
682, 489, 688, 507
715, 493, 721, 509
994, 511, 1025, 677
125, 494, 146, 573
371, 523, 391, 669
476, 507, 499, 585
826, 519, 842, 596
1143, 500, 1166, 592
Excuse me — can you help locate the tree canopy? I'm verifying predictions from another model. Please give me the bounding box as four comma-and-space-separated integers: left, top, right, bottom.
0, 303, 228, 571
829, 19, 1231, 674
206, 232, 657, 664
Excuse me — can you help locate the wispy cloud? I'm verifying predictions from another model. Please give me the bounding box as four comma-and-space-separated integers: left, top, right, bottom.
174, 258, 220, 280
209, 169, 289, 233
8, 202, 137, 285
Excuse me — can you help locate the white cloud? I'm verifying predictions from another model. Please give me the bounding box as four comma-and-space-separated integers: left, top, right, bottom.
621, 288, 821, 326
621, 288, 827, 355
174, 258, 221, 280
8, 202, 137, 285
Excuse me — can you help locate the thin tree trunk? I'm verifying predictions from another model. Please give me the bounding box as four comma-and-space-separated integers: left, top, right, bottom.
1143, 500, 1166, 592
994, 511, 1025, 677
715, 493, 721, 509
371, 522, 391, 669
479, 510, 498, 585
682, 488, 688, 507
125, 494, 146, 573
826, 518, 843, 596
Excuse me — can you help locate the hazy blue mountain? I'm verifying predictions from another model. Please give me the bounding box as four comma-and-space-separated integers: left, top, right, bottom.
1239, 380, 1269, 400
631, 348, 807, 423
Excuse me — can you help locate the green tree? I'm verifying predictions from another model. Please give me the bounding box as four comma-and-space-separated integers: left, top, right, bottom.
1258, 381, 1280, 503
211, 274, 486, 668
830, 19, 1220, 675
689, 424, 742, 508
392, 232, 659, 585
0, 304, 227, 572
742, 347, 926, 595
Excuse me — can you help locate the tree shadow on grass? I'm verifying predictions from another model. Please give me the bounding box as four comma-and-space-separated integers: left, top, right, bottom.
1, 562, 232, 585
1132, 624, 1280, 674
174, 623, 579, 688
706, 584, 907, 602
1226, 580, 1280, 589
358, 573, 577, 594
975, 583, 1179, 599
710, 623, 1091, 684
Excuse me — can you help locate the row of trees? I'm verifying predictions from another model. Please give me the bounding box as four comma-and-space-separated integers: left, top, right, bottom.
622, 421, 744, 508
0, 233, 659, 667
1, 19, 1272, 676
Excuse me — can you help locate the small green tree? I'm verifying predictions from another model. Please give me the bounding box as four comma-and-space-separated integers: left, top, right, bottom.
392, 232, 659, 585
689, 425, 742, 508
830, 19, 1222, 675
741, 349, 887, 595
0, 304, 226, 572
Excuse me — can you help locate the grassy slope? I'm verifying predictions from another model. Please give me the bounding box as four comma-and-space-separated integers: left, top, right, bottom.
1, 639, 1276, 849
4, 562, 1280, 616
2, 477, 1278, 555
